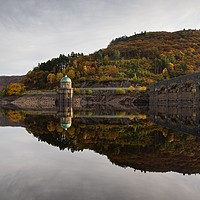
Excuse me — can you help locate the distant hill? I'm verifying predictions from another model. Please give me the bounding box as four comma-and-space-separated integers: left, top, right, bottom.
0, 76, 24, 91
21, 29, 200, 89
103, 29, 200, 72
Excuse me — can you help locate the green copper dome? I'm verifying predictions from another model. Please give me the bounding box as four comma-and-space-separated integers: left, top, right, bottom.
61, 123, 71, 130
61, 75, 71, 83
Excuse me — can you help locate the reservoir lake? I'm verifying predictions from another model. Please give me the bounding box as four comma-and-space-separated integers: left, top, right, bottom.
0, 108, 200, 200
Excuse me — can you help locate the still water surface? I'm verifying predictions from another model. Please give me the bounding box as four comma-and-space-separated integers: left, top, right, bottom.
0, 109, 200, 200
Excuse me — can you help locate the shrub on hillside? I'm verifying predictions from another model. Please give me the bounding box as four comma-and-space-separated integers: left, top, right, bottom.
115, 88, 126, 94
87, 89, 93, 95
7, 83, 25, 96
128, 85, 135, 92
74, 88, 82, 94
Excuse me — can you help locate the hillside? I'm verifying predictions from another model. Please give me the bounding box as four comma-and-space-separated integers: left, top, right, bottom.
0, 76, 24, 91
21, 29, 200, 89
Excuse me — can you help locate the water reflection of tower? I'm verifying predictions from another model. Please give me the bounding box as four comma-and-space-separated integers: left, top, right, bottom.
60, 107, 73, 130
59, 75, 73, 130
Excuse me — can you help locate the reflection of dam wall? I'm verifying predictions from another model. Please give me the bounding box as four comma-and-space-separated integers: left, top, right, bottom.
148, 73, 200, 135
2, 103, 200, 137
149, 105, 200, 135
0, 107, 147, 127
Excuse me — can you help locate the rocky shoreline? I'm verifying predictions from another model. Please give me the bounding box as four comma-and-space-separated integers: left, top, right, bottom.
0, 93, 57, 110
0, 92, 149, 110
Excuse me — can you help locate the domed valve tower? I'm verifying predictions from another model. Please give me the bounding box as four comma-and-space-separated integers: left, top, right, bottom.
59, 75, 73, 108
58, 75, 73, 130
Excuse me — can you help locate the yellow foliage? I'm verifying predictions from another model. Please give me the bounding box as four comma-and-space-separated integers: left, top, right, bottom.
47, 73, 56, 83
116, 111, 126, 116
162, 67, 168, 74
186, 65, 195, 74
7, 83, 24, 96
162, 67, 168, 78
68, 126, 75, 135
168, 63, 175, 71
103, 55, 109, 65
115, 88, 126, 94
138, 86, 147, 91
7, 110, 23, 122
188, 47, 195, 53
128, 115, 136, 120
47, 121, 56, 132
67, 69, 75, 79
56, 123, 64, 133
56, 72, 63, 82
162, 130, 168, 137
168, 134, 174, 142
83, 66, 87, 73
128, 85, 135, 92
138, 114, 147, 119
62, 68, 67, 74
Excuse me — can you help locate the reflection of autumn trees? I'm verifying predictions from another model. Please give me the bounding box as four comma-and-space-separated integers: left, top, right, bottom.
1, 110, 198, 152
3, 110, 200, 174
19, 114, 165, 149
7, 110, 25, 122
22, 115, 200, 154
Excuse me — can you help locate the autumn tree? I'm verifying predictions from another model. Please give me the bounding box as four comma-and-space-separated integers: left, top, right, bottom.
56, 72, 64, 82
107, 65, 119, 77
47, 73, 56, 83
87, 66, 96, 77
23, 70, 48, 89
103, 55, 109, 65
7, 83, 25, 96
47, 121, 56, 132
7, 110, 23, 122
162, 68, 169, 79
67, 69, 75, 79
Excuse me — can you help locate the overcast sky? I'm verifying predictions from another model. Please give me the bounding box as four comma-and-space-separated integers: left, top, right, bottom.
0, 0, 200, 75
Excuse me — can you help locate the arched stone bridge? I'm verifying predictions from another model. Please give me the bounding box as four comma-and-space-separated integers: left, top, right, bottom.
148, 72, 200, 107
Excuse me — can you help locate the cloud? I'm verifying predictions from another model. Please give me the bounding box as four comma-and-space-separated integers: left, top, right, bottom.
0, 0, 199, 75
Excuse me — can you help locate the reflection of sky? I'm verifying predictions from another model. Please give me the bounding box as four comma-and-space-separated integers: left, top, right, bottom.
0, 127, 200, 200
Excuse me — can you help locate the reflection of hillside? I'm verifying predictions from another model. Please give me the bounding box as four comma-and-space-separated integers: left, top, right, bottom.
106, 137, 200, 174
1, 108, 200, 174
0, 109, 24, 127
21, 114, 200, 175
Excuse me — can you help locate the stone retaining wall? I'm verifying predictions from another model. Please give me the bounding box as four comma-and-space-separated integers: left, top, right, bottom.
12, 93, 57, 109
